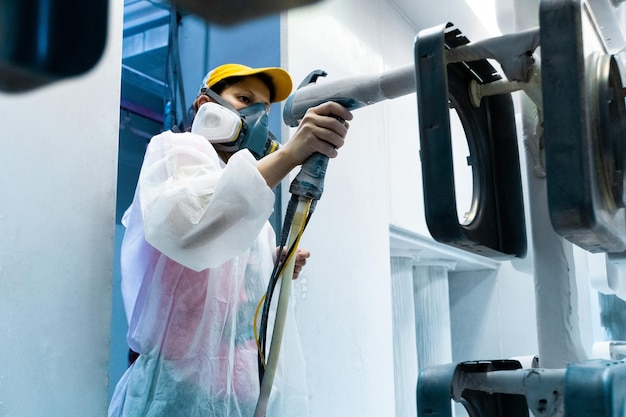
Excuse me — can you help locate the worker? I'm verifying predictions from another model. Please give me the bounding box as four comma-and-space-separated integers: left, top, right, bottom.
108, 63, 353, 417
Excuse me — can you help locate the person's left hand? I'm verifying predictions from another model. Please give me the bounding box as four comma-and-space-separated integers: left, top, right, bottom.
277, 247, 311, 280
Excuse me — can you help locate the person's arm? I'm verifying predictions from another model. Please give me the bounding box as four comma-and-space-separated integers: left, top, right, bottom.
258, 101, 353, 188
139, 130, 275, 271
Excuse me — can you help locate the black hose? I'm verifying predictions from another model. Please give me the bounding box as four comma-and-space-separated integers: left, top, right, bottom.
258, 195, 298, 383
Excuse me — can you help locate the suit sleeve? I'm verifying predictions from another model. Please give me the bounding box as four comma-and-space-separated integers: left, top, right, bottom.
138, 130, 275, 271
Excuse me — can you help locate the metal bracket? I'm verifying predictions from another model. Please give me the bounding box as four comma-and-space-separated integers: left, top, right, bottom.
414, 23, 527, 259
417, 359, 626, 417
417, 360, 530, 417
541, 0, 626, 253
0, 0, 108, 93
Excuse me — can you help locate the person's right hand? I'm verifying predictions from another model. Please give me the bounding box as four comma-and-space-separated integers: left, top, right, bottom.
282, 101, 354, 165
257, 101, 354, 189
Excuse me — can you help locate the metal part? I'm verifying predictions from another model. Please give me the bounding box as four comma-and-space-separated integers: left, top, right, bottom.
453, 368, 565, 417
415, 22, 527, 259
541, 0, 626, 253
417, 360, 530, 417
417, 359, 626, 417
445, 27, 540, 82
0, 0, 108, 93
468, 78, 526, 107
170, 0, 322, 25
564, 359, 626, 417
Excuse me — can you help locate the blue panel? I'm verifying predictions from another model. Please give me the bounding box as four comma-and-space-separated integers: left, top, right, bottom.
207, 16, 284, 138
208, 16, 281, 69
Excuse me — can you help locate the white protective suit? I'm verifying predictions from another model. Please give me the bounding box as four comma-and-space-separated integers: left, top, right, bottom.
109, 130, 308, 417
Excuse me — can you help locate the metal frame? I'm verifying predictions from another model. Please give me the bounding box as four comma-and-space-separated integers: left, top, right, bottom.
417, 359, 626, 417
414, 23, 527, 259
541, 0, 626, 253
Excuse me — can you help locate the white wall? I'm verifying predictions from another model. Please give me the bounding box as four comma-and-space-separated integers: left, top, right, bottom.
0, 1, 123, 415
284, 2, 407, 415
282, 1, 599, 416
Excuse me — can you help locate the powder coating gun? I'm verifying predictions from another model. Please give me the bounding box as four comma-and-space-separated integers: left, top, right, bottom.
285, 66, 419, 201
253, 27, 540, 417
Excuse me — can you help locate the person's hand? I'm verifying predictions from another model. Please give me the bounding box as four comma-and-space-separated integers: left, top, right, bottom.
257, 101, 353, 188
282, 101, 353, 165
277, 247, 311, 280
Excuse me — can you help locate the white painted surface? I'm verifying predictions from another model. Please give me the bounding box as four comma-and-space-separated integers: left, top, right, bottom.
282, 1, 546, 416
0, 1, 123, 415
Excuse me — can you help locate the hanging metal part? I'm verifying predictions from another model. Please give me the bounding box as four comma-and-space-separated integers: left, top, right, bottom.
541, 0, 626, 253
417, 359, 626, 417
415, 23, 527, 259
594, 54, 626, 209
444, 27, 540, 83
170, 0, 322, 25
468, 78, 526, 108
282, 24, 539, 263
417, 360, 531, 417
0, 0, 108, 93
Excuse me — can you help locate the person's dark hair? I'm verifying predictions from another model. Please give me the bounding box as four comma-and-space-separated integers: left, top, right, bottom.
210, 73, 276, 102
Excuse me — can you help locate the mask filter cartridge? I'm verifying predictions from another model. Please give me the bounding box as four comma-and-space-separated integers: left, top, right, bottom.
191, 102, 242, 143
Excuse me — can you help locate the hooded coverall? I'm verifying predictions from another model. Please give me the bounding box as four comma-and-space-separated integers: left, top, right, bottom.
108, 130, 307, 417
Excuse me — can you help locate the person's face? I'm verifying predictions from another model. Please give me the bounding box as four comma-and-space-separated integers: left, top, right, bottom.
193, 75, 272, 162
219, 76, 271, 112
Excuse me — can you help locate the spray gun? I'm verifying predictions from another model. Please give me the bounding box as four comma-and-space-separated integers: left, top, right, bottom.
285, 71, 334, 203
284, 67, 416, 202
284, 67, 416, 204
284, 65, 416, 126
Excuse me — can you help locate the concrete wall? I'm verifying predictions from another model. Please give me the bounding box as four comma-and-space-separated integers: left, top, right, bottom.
0, 1, 123, 415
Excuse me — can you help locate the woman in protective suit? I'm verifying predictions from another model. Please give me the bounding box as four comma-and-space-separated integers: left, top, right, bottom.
108, 63, 352, 417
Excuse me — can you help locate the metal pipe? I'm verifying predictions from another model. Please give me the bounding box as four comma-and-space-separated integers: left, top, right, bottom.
283, 64, 416, 126
284, 29, 540, 127
453, 369, 566, 417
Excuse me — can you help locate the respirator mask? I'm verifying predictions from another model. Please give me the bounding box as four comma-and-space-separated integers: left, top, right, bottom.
191, 88, 280, 160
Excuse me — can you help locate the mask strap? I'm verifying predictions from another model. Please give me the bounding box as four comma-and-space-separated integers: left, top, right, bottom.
200, 87, 239, 114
